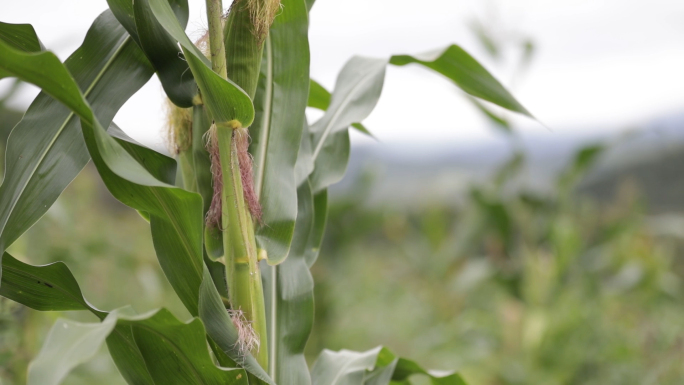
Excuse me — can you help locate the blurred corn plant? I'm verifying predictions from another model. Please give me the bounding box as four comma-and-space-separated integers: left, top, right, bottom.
0, 0, 532, 384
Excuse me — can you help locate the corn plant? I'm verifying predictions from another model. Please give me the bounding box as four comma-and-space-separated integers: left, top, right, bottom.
0, 0, 532, 383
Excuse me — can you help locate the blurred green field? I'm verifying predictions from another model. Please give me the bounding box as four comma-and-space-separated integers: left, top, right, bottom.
308, 148, 684, 384
2, 139, 684, 384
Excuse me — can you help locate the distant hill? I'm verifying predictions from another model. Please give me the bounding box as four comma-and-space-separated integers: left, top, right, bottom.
335, 110, 684, 213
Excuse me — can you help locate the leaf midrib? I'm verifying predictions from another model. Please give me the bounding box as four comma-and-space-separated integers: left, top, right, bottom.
0, 34, 132, 245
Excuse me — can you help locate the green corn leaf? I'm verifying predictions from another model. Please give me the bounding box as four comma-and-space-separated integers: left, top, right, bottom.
132, 0, 196, 107
308, 79, 331, 110
126, 309, 249, 385
110, 0, 254, 126
378, 348, 467, 385
107, 121, 144, 145
295, 120, 314, 186
107, 0, 196, 107
0, 252, 106, 317
0, 11, 206, 314
191, 105, 226, 260
468, 96, 512, 134
250, 0, 309, 265
27, 312, 119, 385
311, 347, 468, 385
305, 0, 316, 11
0, 10, 154, 272
308, 79, 373, 137
107, 322, 157, 385
308, 56, 387, 193
294, 121, 327, 265
27, 308, 250, 385
0, 253, 252, 385
306, 45, 528, 194
110, 120, 178, 226
0, 21, 43, 52
311, 347, 384, 385
143, 0, 255, 127
305, 188, 328, 267
0, 253, 154, 384
390, 44, 532, 118
108, 122, 178, 185
188, 105, 214, 211
262, 181, 316, 385
362, 359, 397, 385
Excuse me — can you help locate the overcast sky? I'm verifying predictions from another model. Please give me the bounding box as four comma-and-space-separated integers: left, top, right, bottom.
2, 0, 684, 152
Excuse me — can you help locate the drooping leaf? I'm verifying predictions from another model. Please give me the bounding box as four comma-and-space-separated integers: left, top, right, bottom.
27, 313, 119, 385
0, 11, 154, 269
0, 15, 204, 315
0, 252, 106, 317
309, 57, 387, 193
308, 79, 372, 137
311, 347, 383, 385
0, 21, 43, 52
390, 44, 532, 118
0, 251, 246, 384
109, 123, 178, 185
262, 181, 316, 385
132, 0, 195, 107
363, 359, 397, 385
378, 347, 467, 385
468, 96, 511, 134
107, 121, 143, 145
250, 0, 310, 265
107, 0, 196, 107
311, 347, 468, 385
143, 0, 255, 127
27, 307, 249, 385
0, 252, 154, 384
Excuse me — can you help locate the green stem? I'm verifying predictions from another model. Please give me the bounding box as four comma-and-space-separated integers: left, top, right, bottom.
205, 0, 227, 78
206, 0, 269, 369
217, 124, 268, 367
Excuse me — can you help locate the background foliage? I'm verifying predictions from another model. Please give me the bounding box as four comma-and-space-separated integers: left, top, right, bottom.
2, 127, 684, 384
